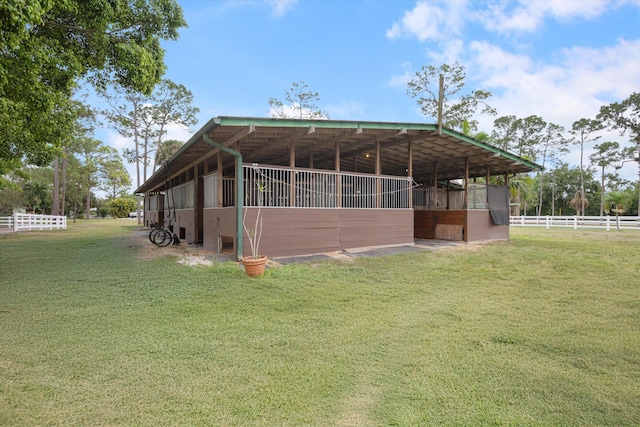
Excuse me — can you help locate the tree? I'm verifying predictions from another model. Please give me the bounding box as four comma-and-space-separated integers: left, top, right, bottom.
107, 197, 137, 218
150, 80, 199, 172
597, 93, 640, 215
154, 140, 184, 169
268, 81, 329, 119
100, 150, 132, 199
101, 88, 148, 192
0, 0, 186, 175
540, 163, 600, 216
407, 62, 496, 132
589, 141, 622, 216
536, 123, 569, 215
101, 81, 197, 182
51, 99, 97, 216
101, 79, 197, 223
69, 137, 113, 219
507, 174, 536, 215
605, 189, 633, 229
491, 115, 547, 160
22, 168, 52, 214
570, 118, 603, 216
491, 115, 546, 213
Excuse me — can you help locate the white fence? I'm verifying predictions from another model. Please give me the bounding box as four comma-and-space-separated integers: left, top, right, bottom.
510, 215, 640, 230
0, 214, 67, 232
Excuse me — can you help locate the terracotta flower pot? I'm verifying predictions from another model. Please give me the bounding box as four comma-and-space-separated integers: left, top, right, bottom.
242, 255, 268, 277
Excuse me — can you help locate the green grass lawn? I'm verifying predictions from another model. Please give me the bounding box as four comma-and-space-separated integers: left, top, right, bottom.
1, 220, 639, 426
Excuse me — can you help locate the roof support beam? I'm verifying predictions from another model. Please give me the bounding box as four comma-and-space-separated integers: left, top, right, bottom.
222, 124, 255, 146
249, 126, 314, 160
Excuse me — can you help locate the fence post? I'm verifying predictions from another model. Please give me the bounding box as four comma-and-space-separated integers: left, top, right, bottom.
574, 215, 578, 230
606, 216, 610, 231
545, 215, 550, 229
13, 213, 19, 232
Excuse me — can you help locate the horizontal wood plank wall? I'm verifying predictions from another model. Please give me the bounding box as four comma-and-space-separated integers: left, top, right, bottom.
175, 209, 196, 243
243, 208, 341, 257
203, 207, 236, 252
339, 209, 414, 250
242, 208, 414, 257
414, 209, 466, 240
466, 209, 509, 241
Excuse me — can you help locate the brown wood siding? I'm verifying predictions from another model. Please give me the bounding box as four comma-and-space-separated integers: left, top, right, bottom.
145, 210, 160, 228
414, 209, 466, 240
175, 209, 196, 243
203, 207, 236, 252
242, 208, 340, 257
339, 209, 414, 250
241, 208, 413, 257
466, 209, 509, 241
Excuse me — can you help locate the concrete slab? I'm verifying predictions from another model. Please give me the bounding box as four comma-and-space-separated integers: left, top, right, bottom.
273, 253, 336, 265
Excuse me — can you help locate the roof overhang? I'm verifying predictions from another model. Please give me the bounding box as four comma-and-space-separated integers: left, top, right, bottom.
136, 116, 542, 193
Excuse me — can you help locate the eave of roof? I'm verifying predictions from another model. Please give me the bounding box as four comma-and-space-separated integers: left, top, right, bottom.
136, 116, 542, 194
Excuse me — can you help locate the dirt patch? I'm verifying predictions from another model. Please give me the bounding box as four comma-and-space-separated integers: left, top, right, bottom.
133, 229, 219, 266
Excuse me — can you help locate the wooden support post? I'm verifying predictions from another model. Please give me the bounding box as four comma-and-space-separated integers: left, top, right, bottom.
217, 152, 223, 207
376, 141, 381, 208
290, 142, 296, 207
433, 162, 438, 209
408, 140, 413, 208
407, 140, 413, 177
335, 142, 341, 208
464, 157, 469, 209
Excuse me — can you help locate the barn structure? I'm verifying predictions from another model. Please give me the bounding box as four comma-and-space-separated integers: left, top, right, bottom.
136, 116, 540, 260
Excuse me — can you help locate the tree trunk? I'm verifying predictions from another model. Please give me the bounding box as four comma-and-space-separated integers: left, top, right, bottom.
85, 188, 91, 219
61, 155, 67, 216
52, 158, 60, 216
600, 164, 605, 217
580, 142, 585, 215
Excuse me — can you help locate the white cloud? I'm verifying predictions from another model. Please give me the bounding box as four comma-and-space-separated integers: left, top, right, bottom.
470, 38, 640, 124
389, 0, 616, 38
467, 38, 640, 181
106, 131, 129, 150
387, 62, 414, 88
386, 1, 468, 41
424, 38, 466, 66
268, 0, 297, 18
559, 38, 640, 101
477, 0, 613, 35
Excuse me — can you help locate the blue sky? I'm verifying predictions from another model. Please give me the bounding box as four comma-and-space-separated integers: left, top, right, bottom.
98, 0, 640, 187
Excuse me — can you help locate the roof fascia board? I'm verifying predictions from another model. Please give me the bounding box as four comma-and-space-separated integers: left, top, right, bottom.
440, 128, 543, 171
215, 116, 440, 132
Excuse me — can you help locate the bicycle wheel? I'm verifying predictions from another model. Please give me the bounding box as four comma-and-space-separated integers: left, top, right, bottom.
149, 228, 162, 244
155, 230, 174, 247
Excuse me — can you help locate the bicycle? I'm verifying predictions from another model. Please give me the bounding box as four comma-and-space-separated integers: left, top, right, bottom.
149, 218, 178, 247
